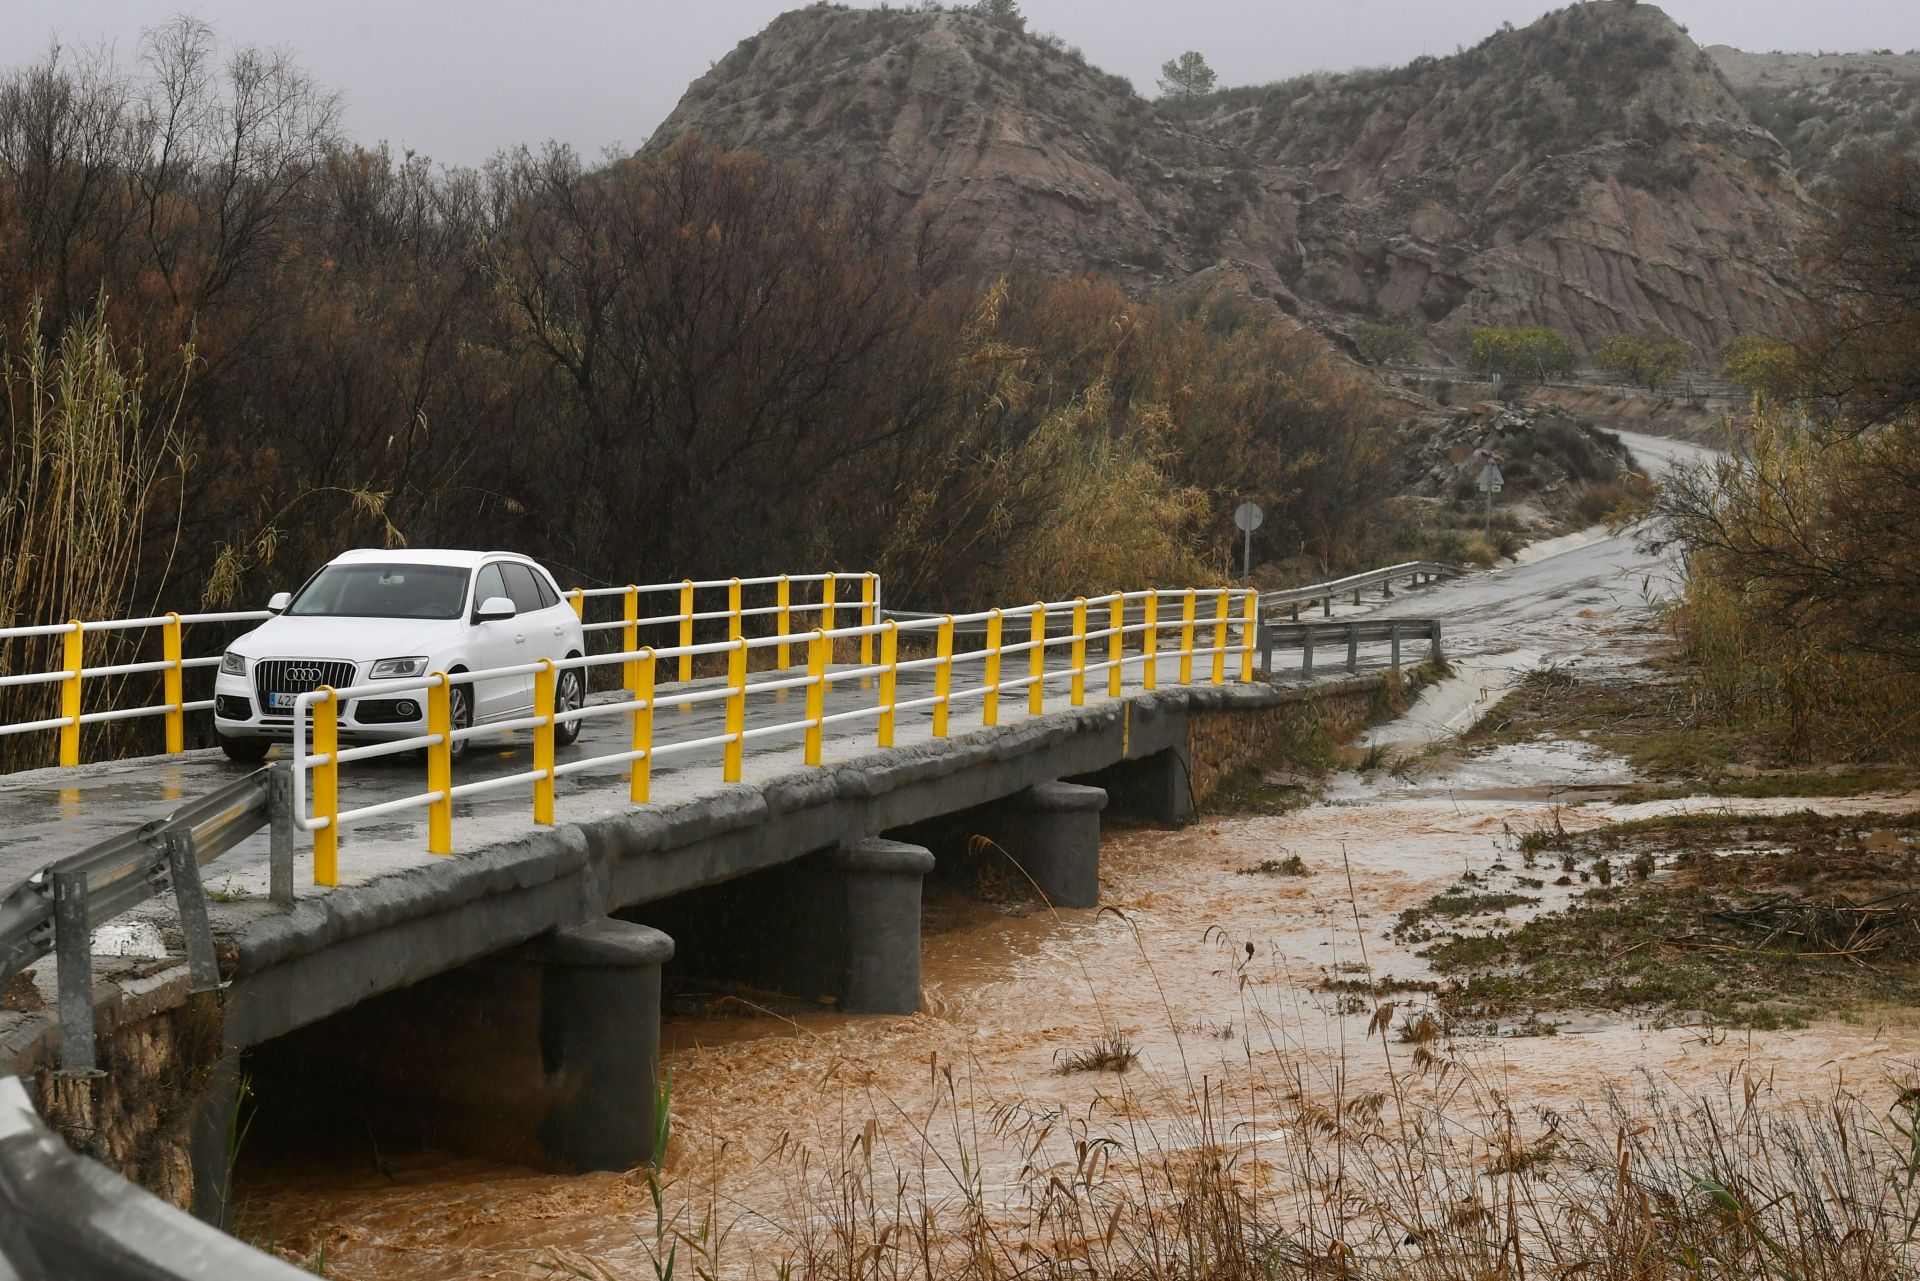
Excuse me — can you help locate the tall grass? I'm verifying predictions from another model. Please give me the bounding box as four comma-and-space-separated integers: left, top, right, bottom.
0, 297, 190, 768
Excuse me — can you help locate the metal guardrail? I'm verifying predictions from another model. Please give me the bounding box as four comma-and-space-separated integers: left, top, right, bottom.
1258, 560, 1459, 618
1260, 619, 1444, 678
288, 587, 1264, 882
0, 767, 292, 1073
0, 570, 880, 769
0, 1076, 308, 1279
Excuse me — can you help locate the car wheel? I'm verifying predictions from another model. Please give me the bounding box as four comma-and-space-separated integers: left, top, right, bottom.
218, 733, 270, 763
554, 667, 585, 747
447, 681, 474, 761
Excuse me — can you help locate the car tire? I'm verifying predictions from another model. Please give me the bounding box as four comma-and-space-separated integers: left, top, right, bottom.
447, 680, 474, 762
218, 733, 270, 763
554, 666, 585, 748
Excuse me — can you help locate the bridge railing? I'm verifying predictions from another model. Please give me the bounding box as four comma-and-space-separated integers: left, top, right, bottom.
1258, 560, 1459, 620
0, 571, 878, 770
288, 587, 1261, 882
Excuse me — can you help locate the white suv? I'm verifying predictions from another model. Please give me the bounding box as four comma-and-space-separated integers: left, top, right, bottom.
212, 549, 586, 763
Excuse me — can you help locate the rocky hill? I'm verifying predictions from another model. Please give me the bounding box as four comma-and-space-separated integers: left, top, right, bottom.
651, 1, 1817, 362
1707, 45, 1920, 196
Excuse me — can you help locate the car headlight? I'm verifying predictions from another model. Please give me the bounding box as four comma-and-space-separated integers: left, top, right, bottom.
369, 656, 430, 679
219, 651, 246, 676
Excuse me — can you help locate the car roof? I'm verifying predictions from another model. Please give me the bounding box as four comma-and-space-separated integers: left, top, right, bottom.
327, 548, 540, 570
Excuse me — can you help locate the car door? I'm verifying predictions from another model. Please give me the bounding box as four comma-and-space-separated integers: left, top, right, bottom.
469, 561, 530, 720
517, 563, 576, 660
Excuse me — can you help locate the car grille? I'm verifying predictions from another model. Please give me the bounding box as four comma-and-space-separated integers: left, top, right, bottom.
254, 659, 357, 716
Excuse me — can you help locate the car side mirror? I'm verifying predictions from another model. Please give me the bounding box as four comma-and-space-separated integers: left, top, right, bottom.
267, 591, 291, 614
475, 596, 517, 622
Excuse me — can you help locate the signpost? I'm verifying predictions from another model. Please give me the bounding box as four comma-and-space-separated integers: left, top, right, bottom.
1233, 501, 1264, 582
1476, 460, 1504, 537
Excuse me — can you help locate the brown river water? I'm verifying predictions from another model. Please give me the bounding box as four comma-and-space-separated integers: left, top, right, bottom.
234, 735, 1920, 1278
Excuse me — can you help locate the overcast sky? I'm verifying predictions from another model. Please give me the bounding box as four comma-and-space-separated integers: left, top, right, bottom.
10, 1, 1914, 166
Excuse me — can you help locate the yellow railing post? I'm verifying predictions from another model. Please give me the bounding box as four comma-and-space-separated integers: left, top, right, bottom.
533, 660, 557, 824
678, 579, 695, 683
933, 616, 955, 737
859, 575, 876, 670
162, 612, 184, 754
727, 578, 743, 642
567, 589, 584, 620
623, 586, 640, 692
631, 648, 655, 804
1144, 591, 1159, 690
723, 639, 747, 781
1241, 591, 1259, 682
821, 573, 837, 634
1211, 589, 1231, 686
877, 621, 899, 747
427, 674, 452, 855
313, 689, 339, 887
982, 609, 1003, 726
1179, 591, 1197, 685
1028, 604, 1047, 716
58, 621, 82, 766
776, 575, 792, 670
805, 629, 827, 765
1070, 598, 1088, 706
1107, 595, 1125, 699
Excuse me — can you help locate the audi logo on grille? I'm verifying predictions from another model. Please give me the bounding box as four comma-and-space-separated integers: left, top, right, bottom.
285, 666, 326, 683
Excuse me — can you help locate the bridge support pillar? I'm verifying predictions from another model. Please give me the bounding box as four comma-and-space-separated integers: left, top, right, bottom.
516, 919, 674, 1172
834, 838, 936, 1014
975, 782, 1108, 908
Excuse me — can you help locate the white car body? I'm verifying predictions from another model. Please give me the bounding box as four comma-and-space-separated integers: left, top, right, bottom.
212, 549, 585, 754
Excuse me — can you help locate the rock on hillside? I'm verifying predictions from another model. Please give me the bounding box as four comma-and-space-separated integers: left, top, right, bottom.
650, 2, 1815, 361
1707, 45, 1920, 196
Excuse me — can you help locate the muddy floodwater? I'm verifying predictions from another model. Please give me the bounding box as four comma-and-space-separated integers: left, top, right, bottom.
234, 727, 1920, 1279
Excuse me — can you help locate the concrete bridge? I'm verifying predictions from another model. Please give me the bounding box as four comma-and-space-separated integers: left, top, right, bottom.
0, 568, 1452, 1275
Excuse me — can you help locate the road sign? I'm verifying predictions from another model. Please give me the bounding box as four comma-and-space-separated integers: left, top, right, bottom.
1476, 462, 1504, 493
1233, 501, 1265, 531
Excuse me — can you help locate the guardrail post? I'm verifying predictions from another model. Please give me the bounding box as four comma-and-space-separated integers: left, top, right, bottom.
1211, 589, 1230, 685
1390, 623, 1403, 675
1346, 623, 1359, 674
534, 660, 557, 824
678, 580, 695, 683
51, 869, 96, 1073
723, 639, 747, 781
631, 648, 655, 803
623, 586, 640, 691
1322, 593, 1332, 618
1108, 596, 1124, 698
1179, 592, 1196, 685
1430, 619, 1444, 664
1029, 604, 1047, 715
269, 763, 295, 906
1291, 601, 1300, 622
933, 616, 955, 736
427, 674, 453, 855
1069, 598, 1088, 706
1382, 578, 1393, 599
1303, 626, 1316, 677
1352, 587, 1362, 606
1143, 592, 1160, 690
164, 831, 219, 994
1240, 591, 1257, 682
878, 621, 899, 747
983, 608, 1003, 725
313, 689, 339, 888
566, 589, 585, 620
821, 573, 837, 634
59, 620, 82, 767
859, 575, 876, 671
805, 630, 827, 765
727, 578, 743, 643
163, 611, 184, 753
776, 575, 792, 670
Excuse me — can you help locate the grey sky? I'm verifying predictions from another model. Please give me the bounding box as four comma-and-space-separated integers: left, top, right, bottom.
11, 1, 1915, 166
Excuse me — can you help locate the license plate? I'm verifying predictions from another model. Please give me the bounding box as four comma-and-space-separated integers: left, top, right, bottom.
268, 692, 302, 710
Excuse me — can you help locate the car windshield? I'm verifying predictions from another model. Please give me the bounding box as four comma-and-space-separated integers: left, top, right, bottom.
286, 564, 470, 620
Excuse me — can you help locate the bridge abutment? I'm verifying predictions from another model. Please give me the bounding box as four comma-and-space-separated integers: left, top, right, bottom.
971, 782, 1108, 909
1082, 746, 1192, 827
